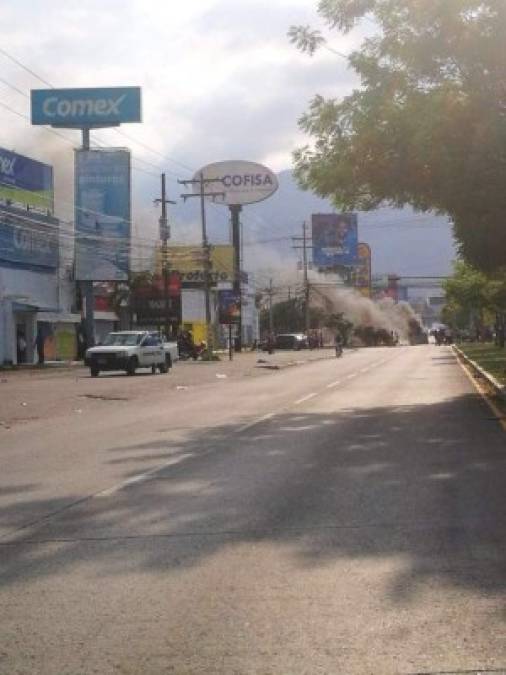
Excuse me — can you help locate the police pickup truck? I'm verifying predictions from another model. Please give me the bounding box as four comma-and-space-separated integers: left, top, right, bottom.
85, 331, 178, 377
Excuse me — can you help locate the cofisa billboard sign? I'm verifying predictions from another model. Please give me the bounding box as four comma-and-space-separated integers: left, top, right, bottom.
31, 87, 141, 126
0, 148, 53, 211
75, 149, 131, 282
312, 213, 359, 269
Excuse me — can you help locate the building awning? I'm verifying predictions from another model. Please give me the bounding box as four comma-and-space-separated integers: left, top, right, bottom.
12, 302, 41, 313
36, 311, 82, 324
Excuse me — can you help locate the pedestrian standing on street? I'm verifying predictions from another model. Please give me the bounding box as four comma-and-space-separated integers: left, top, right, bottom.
35, 328, 45, 365
17, 332, 27, 364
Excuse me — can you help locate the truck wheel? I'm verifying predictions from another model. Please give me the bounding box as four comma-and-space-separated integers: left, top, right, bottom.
90, 366, 100, 377
159, 358, 169, 374
126, 356, 138, 376
151, 365, 157, 374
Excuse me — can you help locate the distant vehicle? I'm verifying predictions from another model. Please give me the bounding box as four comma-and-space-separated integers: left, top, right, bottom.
85, 331, 176, 377
275, 333, 308, 350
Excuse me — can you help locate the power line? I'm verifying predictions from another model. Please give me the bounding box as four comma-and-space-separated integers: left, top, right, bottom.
0, 46, 191, 178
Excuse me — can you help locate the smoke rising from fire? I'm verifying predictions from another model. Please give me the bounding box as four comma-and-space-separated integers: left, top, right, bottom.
309, 275, 422, 339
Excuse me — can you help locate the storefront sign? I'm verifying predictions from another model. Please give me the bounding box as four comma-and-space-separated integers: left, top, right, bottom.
0, 204, 58, 268
0, 148, 53, 211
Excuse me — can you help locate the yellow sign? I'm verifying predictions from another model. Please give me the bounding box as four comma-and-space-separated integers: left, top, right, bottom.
156, 245, 234, 284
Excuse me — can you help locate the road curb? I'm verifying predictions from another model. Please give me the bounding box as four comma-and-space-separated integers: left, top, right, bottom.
453, 345, 506, 400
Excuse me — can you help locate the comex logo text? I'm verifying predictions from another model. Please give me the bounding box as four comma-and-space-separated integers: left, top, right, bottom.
42, 95, 126, 119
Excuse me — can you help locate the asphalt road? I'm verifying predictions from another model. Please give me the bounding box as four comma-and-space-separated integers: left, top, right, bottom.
1, 346, 505, 674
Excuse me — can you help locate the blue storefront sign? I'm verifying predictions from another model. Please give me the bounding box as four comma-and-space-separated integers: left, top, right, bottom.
0, 148, 53, 211
312, 213, 359, 269
0, 204, 59, 269
75, 149, 131, 281
31, 87, 142, 126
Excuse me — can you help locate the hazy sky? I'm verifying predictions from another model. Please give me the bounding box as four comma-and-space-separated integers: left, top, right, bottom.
0, 1, 363, 194
0, 3, 455, 280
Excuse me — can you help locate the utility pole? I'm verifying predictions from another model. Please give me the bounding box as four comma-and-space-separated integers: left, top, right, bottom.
179, 174, 224, 351
230, 204, 243, 352
154, 173, 176, 339
80, 127, 95, 350
266, 278, 274, 334
292, 221, 312, 334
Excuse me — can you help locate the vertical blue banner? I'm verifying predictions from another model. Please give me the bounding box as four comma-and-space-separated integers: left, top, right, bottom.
75, 149, 131, 281
312, 213, 359, 268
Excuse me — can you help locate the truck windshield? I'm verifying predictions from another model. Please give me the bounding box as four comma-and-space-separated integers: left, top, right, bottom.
102, 333, 142, 346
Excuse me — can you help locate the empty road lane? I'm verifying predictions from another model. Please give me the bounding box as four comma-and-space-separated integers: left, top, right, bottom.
1, 346, 505, 674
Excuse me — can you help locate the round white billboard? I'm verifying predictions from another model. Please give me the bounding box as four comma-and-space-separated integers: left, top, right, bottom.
194, 160, 278, 206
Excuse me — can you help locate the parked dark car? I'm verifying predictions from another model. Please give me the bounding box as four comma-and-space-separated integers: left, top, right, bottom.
275, 333, 308, 350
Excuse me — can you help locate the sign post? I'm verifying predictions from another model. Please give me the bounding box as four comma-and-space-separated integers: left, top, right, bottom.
31, 86, 141, 349
218, 289, 241, 360
194, 160, 278, 351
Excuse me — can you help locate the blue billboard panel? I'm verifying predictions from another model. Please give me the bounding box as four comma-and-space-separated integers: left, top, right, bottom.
75, 149, 131, 281
312, 213, 359, 268
0, 148, 53, 211
0, 204, 58, 269
31, 87, 141, 126
218, 290, 241, 325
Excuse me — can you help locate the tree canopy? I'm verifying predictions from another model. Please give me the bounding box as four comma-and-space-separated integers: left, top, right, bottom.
291, 1, 506, 272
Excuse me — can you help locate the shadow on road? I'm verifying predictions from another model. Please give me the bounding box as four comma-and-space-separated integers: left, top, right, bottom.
1, 391, 505, 615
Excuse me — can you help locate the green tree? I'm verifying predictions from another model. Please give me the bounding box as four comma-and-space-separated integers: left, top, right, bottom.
291, 1, 506, 272
442, 261, 489, 335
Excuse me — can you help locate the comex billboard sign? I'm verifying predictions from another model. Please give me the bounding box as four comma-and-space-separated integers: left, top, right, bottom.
31, 87, 142, 127
194, 160, 278, 206
0, 147, 53, 211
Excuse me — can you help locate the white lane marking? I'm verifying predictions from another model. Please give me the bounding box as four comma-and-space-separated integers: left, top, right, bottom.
326, 380, 342, 389
294, 392, 318, 405
96, 453, 193, 498
345, 373, 357, 380
235, 412, 276, 433
360, 367, 371, 373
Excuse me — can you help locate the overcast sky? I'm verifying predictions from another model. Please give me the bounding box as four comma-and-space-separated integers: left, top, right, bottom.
0, 2, 455, 281
0, 1, 363, 200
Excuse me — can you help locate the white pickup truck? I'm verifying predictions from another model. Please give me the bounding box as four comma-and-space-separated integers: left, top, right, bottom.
85, 331, 178, 377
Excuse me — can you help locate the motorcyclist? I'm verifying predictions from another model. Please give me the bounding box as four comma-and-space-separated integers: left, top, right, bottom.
334, 332, 343, 357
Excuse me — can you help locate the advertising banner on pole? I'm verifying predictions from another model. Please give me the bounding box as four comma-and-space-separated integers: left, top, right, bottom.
0, 204, 58, 269
218, 290, 241, 325
0, 148, 53, 211
75, 149, 131, 281
312, 213, 358, 269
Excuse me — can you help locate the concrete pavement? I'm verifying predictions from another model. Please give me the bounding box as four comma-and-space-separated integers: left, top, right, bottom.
1, 346, 505, 674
